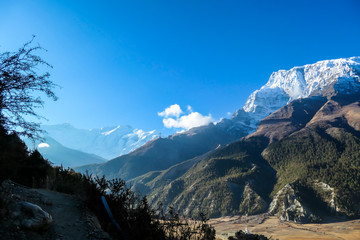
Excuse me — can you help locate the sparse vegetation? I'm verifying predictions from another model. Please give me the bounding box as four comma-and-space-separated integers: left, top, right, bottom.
0, 125, 216, 239
228, 230, 269, 240
158, 207, 215, 240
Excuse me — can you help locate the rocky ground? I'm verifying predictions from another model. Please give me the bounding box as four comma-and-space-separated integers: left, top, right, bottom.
0, 180, 111, 240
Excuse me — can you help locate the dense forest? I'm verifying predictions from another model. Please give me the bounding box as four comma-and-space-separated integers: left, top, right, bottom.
265, 127, 360, 217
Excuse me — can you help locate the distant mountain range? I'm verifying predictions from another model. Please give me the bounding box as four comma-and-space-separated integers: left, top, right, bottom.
25, 124, 159, 167
76, 56, 360, 221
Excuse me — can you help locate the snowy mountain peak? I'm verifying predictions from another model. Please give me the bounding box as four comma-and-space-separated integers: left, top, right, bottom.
242, 57, 360, 121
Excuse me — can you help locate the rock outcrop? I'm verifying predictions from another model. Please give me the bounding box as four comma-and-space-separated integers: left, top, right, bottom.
313, 181, 341, 213
269, 184, 319, 223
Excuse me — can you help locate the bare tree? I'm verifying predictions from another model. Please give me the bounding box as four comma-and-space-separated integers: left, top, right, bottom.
0, 37, 58, 139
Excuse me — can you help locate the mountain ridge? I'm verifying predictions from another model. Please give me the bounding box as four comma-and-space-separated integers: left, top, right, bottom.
120, 57, 360, 220
75, 123, 245, 180
138, 91, 360, 219
76, 57, 360, 221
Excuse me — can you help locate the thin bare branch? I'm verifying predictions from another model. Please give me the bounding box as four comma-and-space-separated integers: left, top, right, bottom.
0, 37, 58, 139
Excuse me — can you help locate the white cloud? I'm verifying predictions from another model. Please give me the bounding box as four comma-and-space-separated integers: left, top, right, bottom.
163, 112, 212, 130
158, 104, 183, 118
159, 104, 213, 130
38, 143, 50, 148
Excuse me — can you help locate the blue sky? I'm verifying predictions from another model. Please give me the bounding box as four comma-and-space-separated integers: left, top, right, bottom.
1, 0, 360, 136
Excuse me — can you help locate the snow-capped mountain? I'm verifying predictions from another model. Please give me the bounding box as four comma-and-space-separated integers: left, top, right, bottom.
124, 57, 360, 218
40, 124, 159, 160
229, 57, 360, 132
77, 56, 360, 182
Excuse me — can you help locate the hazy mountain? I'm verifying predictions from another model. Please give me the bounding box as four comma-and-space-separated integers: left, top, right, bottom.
23, 124, 159, 168
27, 136, 107, 168
41, 124, 159, 160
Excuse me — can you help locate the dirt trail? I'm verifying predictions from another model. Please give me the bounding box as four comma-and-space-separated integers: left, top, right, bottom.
0, 181, 111, 240
34, 188, 108, 240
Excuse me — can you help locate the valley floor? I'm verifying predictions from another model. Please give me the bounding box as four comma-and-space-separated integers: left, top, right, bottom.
209, 215, 360, 240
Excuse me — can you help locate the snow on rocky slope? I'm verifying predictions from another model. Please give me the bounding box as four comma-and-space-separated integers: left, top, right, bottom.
229, 57, 360, 132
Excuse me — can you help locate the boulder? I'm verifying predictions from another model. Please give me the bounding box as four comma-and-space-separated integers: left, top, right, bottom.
11, 201, 53, 230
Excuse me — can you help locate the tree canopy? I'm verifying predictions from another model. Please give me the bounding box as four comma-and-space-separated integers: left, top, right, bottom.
0, 37, 58, 139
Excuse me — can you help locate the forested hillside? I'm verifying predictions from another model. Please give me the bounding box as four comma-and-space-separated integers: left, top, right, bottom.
135, 94, 360, 221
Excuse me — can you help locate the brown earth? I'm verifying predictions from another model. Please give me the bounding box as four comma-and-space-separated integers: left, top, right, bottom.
209, 215, 360, 240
